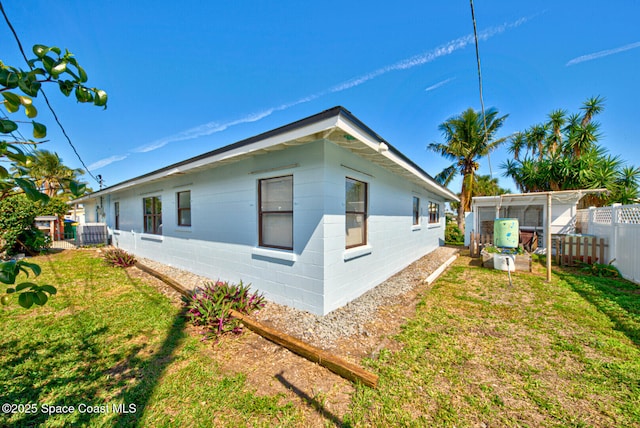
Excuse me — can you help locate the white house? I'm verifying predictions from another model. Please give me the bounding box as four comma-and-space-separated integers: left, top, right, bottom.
75, 107, 458, 315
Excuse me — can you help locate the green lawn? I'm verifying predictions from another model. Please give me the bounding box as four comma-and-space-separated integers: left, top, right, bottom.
0, 250, 299, 427
2, 250, 639, 427
344, 257, 640, 427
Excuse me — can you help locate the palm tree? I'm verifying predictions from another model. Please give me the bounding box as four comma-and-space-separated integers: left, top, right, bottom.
526, 123, 548, 161
547, 109, 566, 156
21, 150, 85, 197
580, 96, 605, 127
502, 97, 639, 206
473, 174, 510, 196
428, 107, 508, 231
507, 132, 526, 161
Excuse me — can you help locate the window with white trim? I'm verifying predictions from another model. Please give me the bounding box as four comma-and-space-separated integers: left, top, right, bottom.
413, 196, 420, 226
346, 177, 368, 248
428, 201, 440, 224
259, 175, 293, 250
177, 191, 191, 226
114, 202, 120, 230
143, 196, 162, 234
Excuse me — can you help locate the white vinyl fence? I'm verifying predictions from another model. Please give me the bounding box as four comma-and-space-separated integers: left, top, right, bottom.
578, 204, 640, 284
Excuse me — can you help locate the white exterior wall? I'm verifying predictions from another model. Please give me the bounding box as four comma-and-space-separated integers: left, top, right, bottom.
104, 141, 327, 314
321, 142, 445, 314
96, 139, 445, 315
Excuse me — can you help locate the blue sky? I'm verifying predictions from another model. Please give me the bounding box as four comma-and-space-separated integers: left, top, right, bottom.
2, 1, 639, 193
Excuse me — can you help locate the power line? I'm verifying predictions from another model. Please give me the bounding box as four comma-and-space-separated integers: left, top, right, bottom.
0, 0, 100, 184
469, 0, 493, 181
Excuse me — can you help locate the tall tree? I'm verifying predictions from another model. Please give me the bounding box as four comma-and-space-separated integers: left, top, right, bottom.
429, 107, 508, 231
501, 97, 639, 205
17, 150, 86, 198
1, 43, 106, 308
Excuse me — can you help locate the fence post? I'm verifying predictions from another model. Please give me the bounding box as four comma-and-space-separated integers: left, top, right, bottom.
610, 203, 620, 264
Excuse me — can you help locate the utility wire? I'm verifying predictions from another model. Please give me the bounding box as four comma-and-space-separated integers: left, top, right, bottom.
0, 111, 37, 154
469, 0, 493, 181
0, 0, 100, 184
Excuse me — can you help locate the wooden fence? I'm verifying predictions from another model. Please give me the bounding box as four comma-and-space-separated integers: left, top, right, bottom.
469, 233, 493, 257
555, 235, 608, 267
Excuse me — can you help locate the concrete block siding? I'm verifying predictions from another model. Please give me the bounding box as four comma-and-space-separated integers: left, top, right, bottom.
86, 139, 445, 315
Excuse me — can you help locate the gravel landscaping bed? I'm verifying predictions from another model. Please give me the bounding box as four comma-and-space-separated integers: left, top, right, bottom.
135, 246, 459, 350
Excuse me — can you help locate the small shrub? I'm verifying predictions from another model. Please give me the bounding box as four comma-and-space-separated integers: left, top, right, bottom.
103, 248, 137, 268
186, 280, 264, 338
445, 221, 464, 245
577, 261, 621, 278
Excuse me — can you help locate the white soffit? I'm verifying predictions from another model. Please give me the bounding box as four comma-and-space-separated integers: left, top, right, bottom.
336, 116, 458, 202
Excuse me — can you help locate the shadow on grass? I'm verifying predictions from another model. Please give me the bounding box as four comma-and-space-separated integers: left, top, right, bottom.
0, 251, 188, 427
275, 371, 349, 428
115, 308, 187, 426
111, 265, 189, 426
555, 267, 640, 347
0, 324, 110, 427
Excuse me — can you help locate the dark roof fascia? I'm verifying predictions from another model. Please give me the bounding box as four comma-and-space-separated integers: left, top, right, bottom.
84, 106, 344, 198
77, 106, 457, 202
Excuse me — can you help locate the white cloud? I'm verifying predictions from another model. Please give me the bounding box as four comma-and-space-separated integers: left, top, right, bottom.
88, 154, 129, 170
132, 109, 275, 153
97, 16, 532, 170
566, 41, 640, 66
425, 77, 456, 92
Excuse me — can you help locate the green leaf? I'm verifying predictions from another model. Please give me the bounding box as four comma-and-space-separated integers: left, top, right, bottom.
18, 292, 34, 309
6, 288, 15, 294
50, 46, 62, 55
19, 261, 41, 277
1, 91, 21, 105
0, 119, 18, 133
34, 291, 48, 306
0, 261, 18, 284
0, 69, 20, 88
78, 65, 88, 83
25, 104, 37, 118
58, 80, 74, 96
69, 180, 87, 197
13, 177, 48, 202
32, 121, 47, 139
39, 284, 57, 295
75, 86, 93, 103
41, 55, 54, 74
0, 166, 7, 178
15, 282, 37, 292
17, 76, 41, 97
4, 100, 19, 113
51, 61, 67, 78
33, 44, 49, 58
5, 151, 27, 163
93, 89, 108, 107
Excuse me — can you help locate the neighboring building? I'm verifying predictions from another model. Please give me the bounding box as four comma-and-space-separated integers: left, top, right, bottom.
466, 190, 606, 249
75, 107, 458, 315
